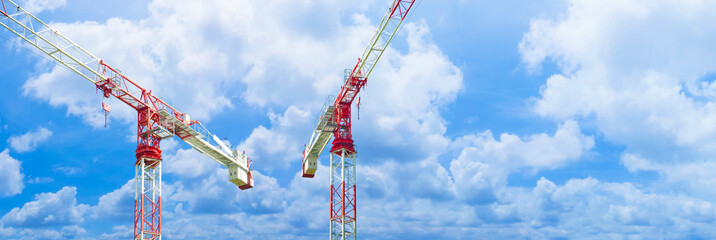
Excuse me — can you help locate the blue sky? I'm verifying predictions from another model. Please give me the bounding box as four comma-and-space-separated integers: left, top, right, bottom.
2, 0, 716, 239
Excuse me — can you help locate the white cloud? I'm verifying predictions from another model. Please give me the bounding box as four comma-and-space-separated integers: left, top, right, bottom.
7, 127, 52, 153
452, 120, 593, 178
90, 180, 133, 221
512, 1, 716, 236
515, 2, 716, 222
27, 177, 53, 184
163, 147, 219, 178
520, 0, 716, 161
515, 177, 716, 238
51, 166, 80, 176
237, 106, 312, 171
19, 0, 66, 13
0, 149, 24, 197
350, 20, 462, 161
0, 186, 89, 228
0, 224, 88, 240
98, 225, 132, 240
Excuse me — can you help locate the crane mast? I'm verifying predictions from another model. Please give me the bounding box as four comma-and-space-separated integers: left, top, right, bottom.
0, 1, 253, 239
300, 1, 416, 239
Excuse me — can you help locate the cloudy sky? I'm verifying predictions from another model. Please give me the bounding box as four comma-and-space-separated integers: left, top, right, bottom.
1, 0, 716, 239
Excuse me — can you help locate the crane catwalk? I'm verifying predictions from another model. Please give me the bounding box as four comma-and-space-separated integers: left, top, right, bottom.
0, 1, 253, 239
301, 0, 417, 239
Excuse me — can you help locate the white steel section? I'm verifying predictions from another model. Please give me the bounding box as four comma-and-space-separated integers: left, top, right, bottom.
156, 110, 244, 166
330, 149, 357, 240
135, 158, 161, 240
329, 152, 337, 239
354, 3, 409, 80
303, 97, 337, 176
0, 0, 101, 83
156, 110, 251, 188
212, 134, 233, 156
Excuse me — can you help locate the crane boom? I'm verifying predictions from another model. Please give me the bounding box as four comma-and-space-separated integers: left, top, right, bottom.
301, 0, 416, 177
1, 1, 252, 239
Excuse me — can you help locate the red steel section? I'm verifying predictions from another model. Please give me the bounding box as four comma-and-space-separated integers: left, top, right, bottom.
302, 145, 314, 178
135, 195, 161, 240
136, 107, 162, 164
389, 0, 415, 19
239, 156, 254, 190
0, 0, 7, 17
346, 183, 356, 228
330, 60, 365, 153
134, 108, 162, 240
95, 61, 198, 135
331, 178, 356, 225
95, 60, 172, 240
330, 181, 344, 225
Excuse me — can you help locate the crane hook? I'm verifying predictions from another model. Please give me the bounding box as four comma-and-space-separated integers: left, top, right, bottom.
102, 102, 111, 128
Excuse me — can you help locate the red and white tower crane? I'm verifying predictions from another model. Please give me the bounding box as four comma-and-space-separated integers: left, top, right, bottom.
300, 1, 416, 239
0, 1, 253, 239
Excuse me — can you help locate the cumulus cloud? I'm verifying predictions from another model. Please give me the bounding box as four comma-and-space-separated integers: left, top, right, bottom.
237, 106, 312, 171
0, 186, 89, 228
98, 225, 132, 240
506, 0, 716, 237
515, 177, 716, 238
351, 20, 462, 162
520, 0, 716, 160
452, 120, 593, 179
90, 180, 133, 221
19, 0, 66, 13
358, 175, 716, 239
0, 224, 88, 240
0, 149, 24, 197
517, 0, 716, 207
7, 127, 52, 153
163, 147, 220, 179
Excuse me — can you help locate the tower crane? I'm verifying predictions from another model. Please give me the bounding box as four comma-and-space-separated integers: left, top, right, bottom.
0, 1, 253, 239
300, 0, 416, 239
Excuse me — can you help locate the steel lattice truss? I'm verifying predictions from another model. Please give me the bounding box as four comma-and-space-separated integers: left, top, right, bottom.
135, 158, 162, 240
330, 150, 357, 240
